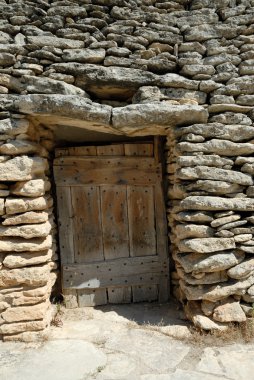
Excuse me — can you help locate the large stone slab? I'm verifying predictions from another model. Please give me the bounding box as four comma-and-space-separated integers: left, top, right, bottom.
2, 211, 49, 226
3, 249, 52, 269
227, 258, 254, 280
112, 104, 208, 135
1, 300, 50, 322
26, 36, 84, 49
179, 196, 254, 211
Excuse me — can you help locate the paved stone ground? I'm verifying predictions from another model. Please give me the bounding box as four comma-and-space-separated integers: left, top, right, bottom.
1, 302, 254, 380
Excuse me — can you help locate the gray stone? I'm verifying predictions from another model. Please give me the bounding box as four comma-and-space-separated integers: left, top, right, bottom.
179, 196, 254, 212
178, 166, 253, 186
186, 181, 243, 195
175, 250, 244, 273
178, 237, 235, 253
22, 76, 88, 97
176, 155, 233, 168
0, 118, 29, 136
209, 112, 252, 125
0, 140, 39, 155
227, 258, 254, 280
174, 224, 214, 240
178, 139, 254, 156
217, 220, 247, 231
176, 123, 254, 142
158, 73, 199, 90
27, 36, 84, 49
173, 211, 213, 223
211, 215, 241, 228
62, 48, 105, 63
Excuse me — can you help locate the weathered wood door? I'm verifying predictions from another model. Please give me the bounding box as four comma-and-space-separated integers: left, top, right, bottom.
54, 141, 169, 307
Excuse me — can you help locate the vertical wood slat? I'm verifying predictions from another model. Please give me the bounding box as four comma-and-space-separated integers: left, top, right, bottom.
71, 186, 107, 306
55, 186, 78, 306
100, 185, 131, 303
100, 185, 129, 260
127, 185, 157, 302
124, 143, 153, 157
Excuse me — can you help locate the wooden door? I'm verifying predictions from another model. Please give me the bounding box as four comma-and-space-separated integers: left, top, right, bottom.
54, 141, 169, 307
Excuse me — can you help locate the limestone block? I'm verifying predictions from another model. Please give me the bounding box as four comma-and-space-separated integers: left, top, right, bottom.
1, 300, 50, 323
211, 215, 241, 228
158, 73, 199, 90
186, 180, 244, 195
181, 275, 254, 302
227, 258, 254, 280
176, 250, 244, 273
62, 48, 106, 63
241, 163, 254, 175
213, 298, 246, 322
0, 319, 47, 335
0, 302, 10, 312
112, 104, 208, 134
209, 112, 252, 125
0, 140, 39, 155
174, 224, 214, 240
0, 235, 52, 252
5, 196, 49, 215
179, 196, 254, 212
178, 237, 236, 253
217, 220, 247, 231
0, 221, 51, 239
10, 179, 51, 197
178, 268, 228, 285
178, 139, 254, 156
0, 156, 48, 181
176, 155, 233, 168
27, 36, 84, 49
3, 249, 53, 269
176, 123, 254, 142
23, 76, 88, 97
173, 211, 213, 223
181, 64, 215, 76
178, 166, 253, 186
0, 264, 51, 287
184, 301, 227, 331
2, 211, 49, 226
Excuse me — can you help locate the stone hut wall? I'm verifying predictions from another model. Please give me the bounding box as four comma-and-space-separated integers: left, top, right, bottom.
0, 0, 254, 339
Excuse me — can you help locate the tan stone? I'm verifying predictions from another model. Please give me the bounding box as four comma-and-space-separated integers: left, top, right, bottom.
2, 211, 49, 225
0, 319, 46, 335
213, 298, 247, 323
5, 196, 49, 215
1, 300, 50, 322
0, 264, 51, 287
0, 235, 52, 252
3, 249, 53, 268
0, 301, 10, 312
0, 221, 51, 239
0, 198, 4, 215
184, 301, 227, 331
178, 237, 236, 253
0, 156, 48, 181
10, 179, 51, 197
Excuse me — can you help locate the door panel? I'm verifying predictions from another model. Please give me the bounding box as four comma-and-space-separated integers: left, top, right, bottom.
54, 141, 169, 306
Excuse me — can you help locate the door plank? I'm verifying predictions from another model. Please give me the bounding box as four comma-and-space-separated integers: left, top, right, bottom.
97, 144, 124, 156
100, 185, 129, 260
71, 186, 104, 263
127, 186, 156, 257
124, 143, 153, 157
55, 146, 97, 157
132, 285, 158, 303
127, 185, 158, 301
108, 287, 132, 304
56, 186, 75, 264
71, 186, 107, 305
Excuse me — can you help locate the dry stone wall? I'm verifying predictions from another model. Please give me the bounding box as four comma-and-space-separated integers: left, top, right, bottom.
1, 0, 254, 337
